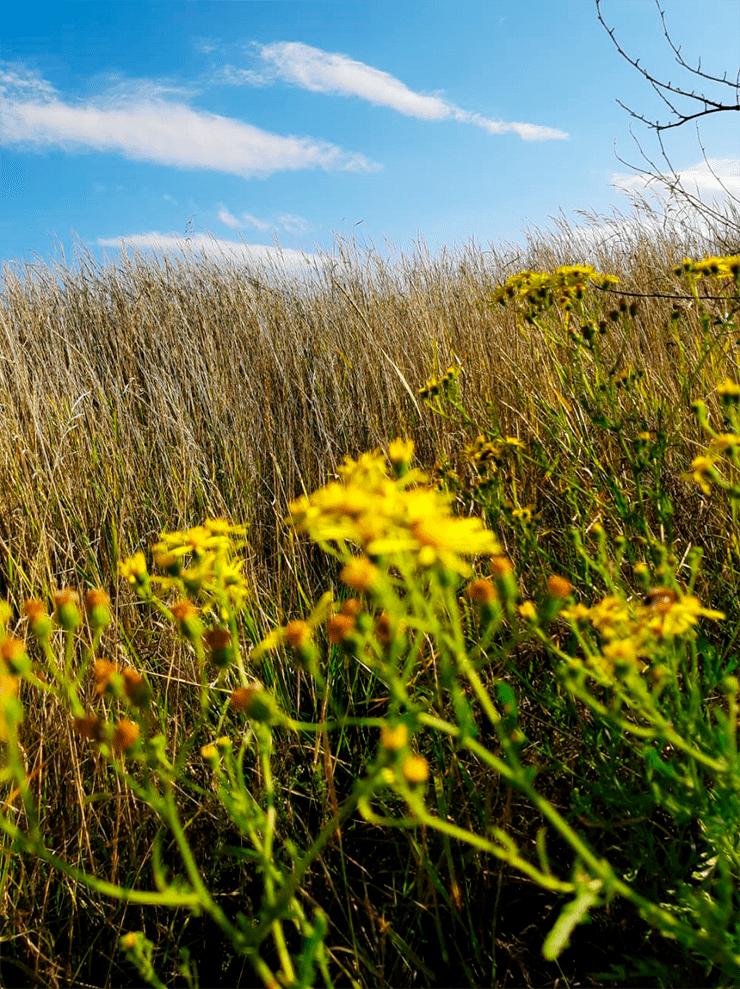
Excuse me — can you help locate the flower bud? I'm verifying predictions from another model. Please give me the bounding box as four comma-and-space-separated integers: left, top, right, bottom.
85, 589, 111, 631
203, 627, 234, 668
230, 686, 280, 723
53, 589, 81, 631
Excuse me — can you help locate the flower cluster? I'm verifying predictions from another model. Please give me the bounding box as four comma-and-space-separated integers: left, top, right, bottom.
287, 442, 500, 576
562, 587, 724, 678
490, 264, 618, 318
673, 255, 740, 281
118, 519, 251, 609
681, 381, 740, 497
418, 365, 461, 401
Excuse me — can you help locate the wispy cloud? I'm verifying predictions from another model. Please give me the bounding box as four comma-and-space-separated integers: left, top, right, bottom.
97, 230, 321, 273
217, 206, 309, 234
560, 158, 740, 255
0, 61, 379, 178
612, 158, 740, 203
219, 41, 567, 142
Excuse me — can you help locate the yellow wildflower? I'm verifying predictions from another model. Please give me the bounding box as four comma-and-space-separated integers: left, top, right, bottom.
0, 671, 19, 741
560, 603, 590, 624
710, 433, 740, 456
118, 552, 148, 585
517, 601, 538, 622
717, 379, 740, 405
587, 596, 632, 638
682, 455, 717, 496
602, 639, 643, 671
641, 593, 724, 639
388, 437, 415, 469
381, 723, 408, 752
401, 754, 429, 785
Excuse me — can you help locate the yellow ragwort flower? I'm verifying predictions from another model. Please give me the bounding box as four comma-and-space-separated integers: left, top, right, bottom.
401, 754, 429, 785
682, 455, 717, 496
641, 593, 724, 639
381, 723, 408, 751
118, 552, 148, 585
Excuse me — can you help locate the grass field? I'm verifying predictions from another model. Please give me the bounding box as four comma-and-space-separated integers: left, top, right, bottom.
1, 203, 740, 988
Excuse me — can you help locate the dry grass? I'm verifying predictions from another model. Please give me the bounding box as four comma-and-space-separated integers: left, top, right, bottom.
0, 208, 734, 606
1, 200, 739, 988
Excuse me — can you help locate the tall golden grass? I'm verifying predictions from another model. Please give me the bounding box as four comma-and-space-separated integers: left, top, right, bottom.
1, 199, 739, 988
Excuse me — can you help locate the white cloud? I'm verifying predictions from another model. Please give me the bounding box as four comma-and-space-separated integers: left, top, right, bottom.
0, 60, 380, 177
259, 41, 452, 120
217, 207, 245, 229
214, 64, 272, 87
277, 212, 309, 234
553, 158, 740, 258
241, 212, 274, 231
239, 41, 567, 142
216, 207, 309, 234
97, 230, 322, 274
612, 158, 740, 202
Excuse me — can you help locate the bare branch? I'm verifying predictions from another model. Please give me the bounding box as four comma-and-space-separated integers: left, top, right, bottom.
656, 1, 740, 90
595, 0, 740, 133
596, 0, 739, 245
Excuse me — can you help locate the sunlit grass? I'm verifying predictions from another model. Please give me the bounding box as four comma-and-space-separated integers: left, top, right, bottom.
2, 205, 740, 987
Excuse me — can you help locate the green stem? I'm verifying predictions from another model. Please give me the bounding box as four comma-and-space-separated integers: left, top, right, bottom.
0, 814, 201, 909
160, 784, 244, 944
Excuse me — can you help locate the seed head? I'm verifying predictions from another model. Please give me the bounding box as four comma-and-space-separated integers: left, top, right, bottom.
85, 589, 111, 630
170, 599, 203, 641
230, 685, 279, 723
490, 557, 514, 579
93, 658, 118, 696
0, 635, 27, 674
122, 667, 149, 706
73, 714, 104, 742
375, 613, 394, 645
203, 627, 234, 668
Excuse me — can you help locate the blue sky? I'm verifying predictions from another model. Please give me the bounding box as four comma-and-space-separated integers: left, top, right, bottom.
2, 0, 738, 274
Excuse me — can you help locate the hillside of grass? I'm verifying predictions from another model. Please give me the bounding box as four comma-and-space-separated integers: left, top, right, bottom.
1, 204, 740, 988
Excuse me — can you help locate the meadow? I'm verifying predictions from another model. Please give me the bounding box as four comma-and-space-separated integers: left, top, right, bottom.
1, 203, 740, 988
